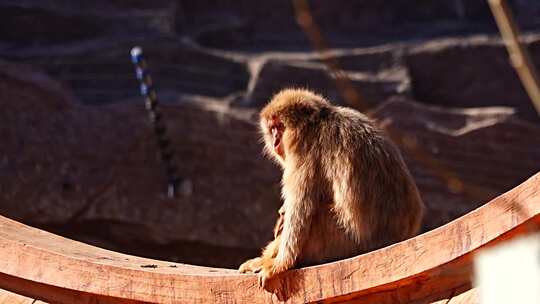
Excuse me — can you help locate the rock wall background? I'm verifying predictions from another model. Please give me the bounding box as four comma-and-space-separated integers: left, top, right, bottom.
1, 0, 540, 268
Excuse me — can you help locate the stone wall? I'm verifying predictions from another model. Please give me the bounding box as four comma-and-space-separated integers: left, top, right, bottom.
1, 0, 540, 268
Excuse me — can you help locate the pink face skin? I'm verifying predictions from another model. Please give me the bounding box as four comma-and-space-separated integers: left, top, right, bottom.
263, 115, 285, 160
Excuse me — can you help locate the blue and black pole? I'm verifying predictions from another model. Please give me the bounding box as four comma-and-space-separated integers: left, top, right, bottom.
130, 46, 179, 198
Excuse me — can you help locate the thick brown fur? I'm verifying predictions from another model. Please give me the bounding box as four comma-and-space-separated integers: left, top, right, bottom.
238, 88, 425, 292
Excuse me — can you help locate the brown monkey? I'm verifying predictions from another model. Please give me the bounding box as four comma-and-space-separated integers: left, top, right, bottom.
238, 88, 424, 290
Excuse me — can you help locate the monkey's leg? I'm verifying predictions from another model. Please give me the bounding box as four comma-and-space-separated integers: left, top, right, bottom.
273, 205, 285, 238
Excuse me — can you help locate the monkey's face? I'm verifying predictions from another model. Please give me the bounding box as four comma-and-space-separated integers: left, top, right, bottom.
261, 115, 286, 162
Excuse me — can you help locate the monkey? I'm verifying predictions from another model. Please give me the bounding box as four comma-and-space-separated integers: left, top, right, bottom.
238, 88, 425, 291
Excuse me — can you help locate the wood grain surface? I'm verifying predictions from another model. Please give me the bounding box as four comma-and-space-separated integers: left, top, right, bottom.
0, 172, 538, 303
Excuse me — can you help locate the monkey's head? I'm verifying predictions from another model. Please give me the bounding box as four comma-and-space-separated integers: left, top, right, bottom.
259, 88, 330, 164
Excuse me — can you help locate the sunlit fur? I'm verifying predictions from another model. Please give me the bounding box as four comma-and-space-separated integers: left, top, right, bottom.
240, 88, 425, 291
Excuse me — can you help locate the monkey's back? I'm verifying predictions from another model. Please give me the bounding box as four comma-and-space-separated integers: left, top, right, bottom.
301, 106, 424, 265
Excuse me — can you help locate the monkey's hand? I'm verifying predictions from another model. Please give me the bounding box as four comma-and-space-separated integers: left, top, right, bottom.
258, 261, 283, 293
238, 257, 263, 273
258, 265, 276, 289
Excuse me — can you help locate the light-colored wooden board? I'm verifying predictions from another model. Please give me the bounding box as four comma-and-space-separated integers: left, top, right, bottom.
0, 172, 538, 303
447, 288, 478, 304
0, 287, 45, 304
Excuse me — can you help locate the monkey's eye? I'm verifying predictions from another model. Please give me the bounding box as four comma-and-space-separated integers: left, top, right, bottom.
270, 126, 278, 136
270, 124, 284, 136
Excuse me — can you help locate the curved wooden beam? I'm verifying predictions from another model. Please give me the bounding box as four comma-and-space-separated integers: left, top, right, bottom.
0, 172, 539, 304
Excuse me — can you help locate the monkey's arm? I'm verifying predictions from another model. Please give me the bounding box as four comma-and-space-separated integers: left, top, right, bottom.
260, 164, 317, 284
238, 206, 284, 273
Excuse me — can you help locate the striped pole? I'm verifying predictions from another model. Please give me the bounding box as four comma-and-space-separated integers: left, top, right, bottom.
130, 46, 179, 198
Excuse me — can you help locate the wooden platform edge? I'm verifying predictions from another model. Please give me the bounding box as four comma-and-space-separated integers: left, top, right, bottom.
0, 172, 539, 304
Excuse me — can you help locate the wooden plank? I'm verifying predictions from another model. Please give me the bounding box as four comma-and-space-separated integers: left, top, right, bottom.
447, 288, 478, 304
0, 172, 538, 303
0, 287, 45, 304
